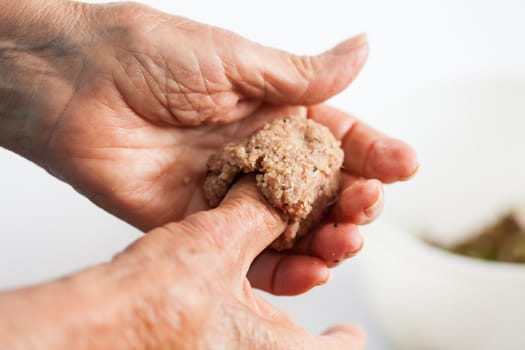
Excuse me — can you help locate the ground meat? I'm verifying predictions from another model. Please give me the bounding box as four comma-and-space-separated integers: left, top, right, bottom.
203, 115, 344, 250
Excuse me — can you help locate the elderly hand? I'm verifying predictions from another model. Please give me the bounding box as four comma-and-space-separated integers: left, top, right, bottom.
0, 178, 367, 350
0, 1, 418, 295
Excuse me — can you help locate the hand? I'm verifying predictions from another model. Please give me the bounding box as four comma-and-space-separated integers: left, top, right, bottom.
0, 178, 366, 349
122, 178, 369, 349
0, 2, 418, 295
23, 2, 375, 228
113, 178, 367, 349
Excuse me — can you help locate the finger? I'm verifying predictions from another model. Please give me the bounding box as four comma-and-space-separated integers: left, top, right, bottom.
247, 251, 330, 296
225, 34, 368, 105
267, 323, 366, 350
180, 176, 287, 267
332, 174, 384, 225
252, 292, 296, 326
292, 222, 364, 268
315, 324, 367, 350
308, 104, 419, 183
231, 105, 307, 139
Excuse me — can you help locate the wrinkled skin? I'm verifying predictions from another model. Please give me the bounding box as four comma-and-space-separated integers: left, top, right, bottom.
1, 1, 417, 295
116, 178, 369, 349
0, 1, 419, 348
31, 3, 374, 228
0, 178, 367, 349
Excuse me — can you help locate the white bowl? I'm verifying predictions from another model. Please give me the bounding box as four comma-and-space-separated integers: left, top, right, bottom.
360, 222, 525, 350
358, 76, 525, 350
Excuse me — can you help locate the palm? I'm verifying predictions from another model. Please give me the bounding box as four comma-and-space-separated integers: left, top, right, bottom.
44, 78, 293, 230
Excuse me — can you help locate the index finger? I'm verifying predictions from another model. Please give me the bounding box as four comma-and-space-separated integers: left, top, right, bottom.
185, 176, 287, 269
308, 104, 419, 183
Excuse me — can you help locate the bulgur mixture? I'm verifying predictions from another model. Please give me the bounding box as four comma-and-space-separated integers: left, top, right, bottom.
203, 115, 344, 250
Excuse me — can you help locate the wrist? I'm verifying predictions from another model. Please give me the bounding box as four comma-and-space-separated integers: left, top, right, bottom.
0, 262, 158, 350
0, 0, 91, 164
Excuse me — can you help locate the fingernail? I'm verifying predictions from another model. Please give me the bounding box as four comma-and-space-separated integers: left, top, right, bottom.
331, 33, 368, 56
343, 233, 364, 259
400, 162, 420, 181
316, 268, 332, 286
364, 187, 383, 218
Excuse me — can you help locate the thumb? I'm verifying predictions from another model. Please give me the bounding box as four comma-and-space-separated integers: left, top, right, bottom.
180, 176, 288, 267
267, 323, 366, 350
315, 324, 367, 349
225, 33, 368, 105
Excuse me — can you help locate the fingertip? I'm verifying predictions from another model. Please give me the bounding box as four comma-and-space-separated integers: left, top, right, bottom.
323, 324, 366, 338
363, 185, 384, 223
287, 33, 370, 104
296, 222, 364, 267
329, 33, 369, 57
323, 224, 363, 267
217, 176, 288, 261
317, 35, 369, 100
319, 269, 332, 285
232, 32, 369, 105
400, 161, 420, 181
336, 178, 383, 225
365, 138, 419, 183
320, 324, 367, 349
248, 252, 330, 296
272, 256, 330, 295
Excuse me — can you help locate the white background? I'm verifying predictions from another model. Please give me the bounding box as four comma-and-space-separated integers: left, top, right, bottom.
1, 1, 524, 349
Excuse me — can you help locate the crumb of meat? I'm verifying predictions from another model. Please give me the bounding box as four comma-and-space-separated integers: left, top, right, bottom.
203, 115, 344, 250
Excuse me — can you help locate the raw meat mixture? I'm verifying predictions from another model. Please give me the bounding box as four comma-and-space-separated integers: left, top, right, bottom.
203, 115, 344, 250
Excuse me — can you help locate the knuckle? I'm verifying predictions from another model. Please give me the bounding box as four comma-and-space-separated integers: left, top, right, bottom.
113, 226, 176, 264
106, 1, 158, 26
